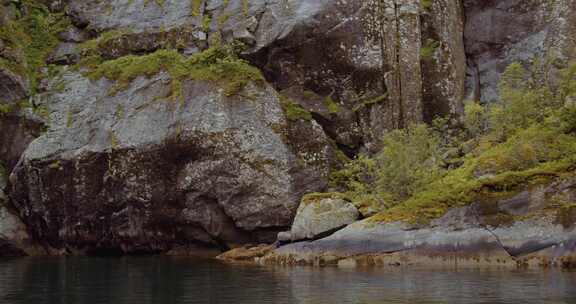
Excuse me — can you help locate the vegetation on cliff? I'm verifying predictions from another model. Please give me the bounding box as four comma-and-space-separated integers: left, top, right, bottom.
329, 61, 576, 224
85, 43, 264, 99
0, 0, 69, 93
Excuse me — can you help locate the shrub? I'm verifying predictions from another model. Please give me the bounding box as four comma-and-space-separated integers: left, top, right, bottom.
464, 100, 487, 138
0, 1, 70, 92
490, 62, 555, 139
331, 124, 444, 207
332, 61, 576, 224
375, 124, 444, 201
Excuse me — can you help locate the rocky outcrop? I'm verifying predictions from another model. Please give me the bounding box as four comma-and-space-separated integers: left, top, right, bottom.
244, 0, 466, 149
277, 197, 359, 242
60, 0, 467, 152
8, 68, 334, 254
2, 0, 576, 258
219, 178, 576, 268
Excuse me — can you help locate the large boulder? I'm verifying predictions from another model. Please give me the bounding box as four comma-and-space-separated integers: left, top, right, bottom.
278, 197, 360, 242
9, 67, 334, 254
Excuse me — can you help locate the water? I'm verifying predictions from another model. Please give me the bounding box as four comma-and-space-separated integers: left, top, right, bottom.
1, 257, 576, 304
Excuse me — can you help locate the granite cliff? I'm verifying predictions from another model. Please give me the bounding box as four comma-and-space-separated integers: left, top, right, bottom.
1, 0, 576, 263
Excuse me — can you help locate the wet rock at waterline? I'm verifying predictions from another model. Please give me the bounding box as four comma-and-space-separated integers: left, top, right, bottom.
221, 178, 576, 268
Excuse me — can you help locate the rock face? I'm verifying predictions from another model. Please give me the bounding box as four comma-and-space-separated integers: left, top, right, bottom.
278, 198, 360, 242
1, 0, 576, 257
464, 0, 576, 102
9, 69, 333, 254
244, 0, 466, 150
0, 166, 35, 256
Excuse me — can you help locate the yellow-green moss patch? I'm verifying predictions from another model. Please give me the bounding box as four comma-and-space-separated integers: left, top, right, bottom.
87, 45, 264, 98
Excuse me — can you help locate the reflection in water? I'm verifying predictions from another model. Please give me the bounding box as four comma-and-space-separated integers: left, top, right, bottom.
0, 257, 575, 304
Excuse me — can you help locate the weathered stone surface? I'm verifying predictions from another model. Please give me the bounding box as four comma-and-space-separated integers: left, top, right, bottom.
67, 0, 200, 33
0, 112, 45, 171
280, 198, 359, 242
9, 69, 334, 254
0, 69, 28, 104
256, 178, 576, 267
47, 42, 81, 65
0, 167, 32, 256
64, 0, 466, 151
464, 0, 576, 102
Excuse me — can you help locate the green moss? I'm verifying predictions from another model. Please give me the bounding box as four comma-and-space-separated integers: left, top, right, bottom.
202, 15, 212, 32
242, 0, 250, 16
324, 96, 340, 114
301, 192, 350, 206
0, 103, 15, 116
76, 30, 127, 70
0, 99, 38, 117
86, 45, 264, 98
302, 90, 317, 99
420, 0, 433, 10
369, 152, 573, 224
217, 13, 231, 28
420, 39, 440, 60
279, 95, 312, 121
191, 0, 203, 16
109, 131, 119, 150
353, 94, 387, 112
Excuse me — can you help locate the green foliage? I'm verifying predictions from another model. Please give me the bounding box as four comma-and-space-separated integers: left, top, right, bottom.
0, 0, 70, 92
87, 44, 264, 98
326, 60, 576, 225
464, 100, 487, 137
475, 125, 576, 175
489, 62, 555, 140
557, 103, 576, 133
375, 124, 444, 202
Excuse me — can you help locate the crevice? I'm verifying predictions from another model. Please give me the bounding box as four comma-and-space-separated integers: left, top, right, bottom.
470, 204, 515, 258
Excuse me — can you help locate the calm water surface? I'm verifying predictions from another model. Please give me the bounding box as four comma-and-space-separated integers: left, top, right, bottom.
0, 257, 575, 304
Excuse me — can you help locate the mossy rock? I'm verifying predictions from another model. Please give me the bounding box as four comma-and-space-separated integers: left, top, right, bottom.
301, 192, 350, 206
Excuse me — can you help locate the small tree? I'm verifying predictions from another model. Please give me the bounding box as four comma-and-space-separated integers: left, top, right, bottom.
375, 124, 444, 201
